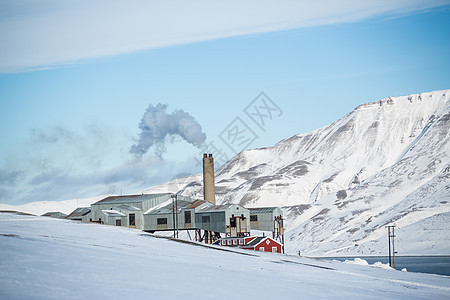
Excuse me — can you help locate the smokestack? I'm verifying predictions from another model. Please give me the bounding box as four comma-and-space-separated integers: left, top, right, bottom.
203, 153, 215, 205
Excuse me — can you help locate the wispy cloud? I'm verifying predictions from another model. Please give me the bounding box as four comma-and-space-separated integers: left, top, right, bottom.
1, 0, 448, 73
0, 106, 203, 204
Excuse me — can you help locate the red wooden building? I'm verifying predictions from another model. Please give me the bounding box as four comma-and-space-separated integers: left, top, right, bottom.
216, 236, 283, 253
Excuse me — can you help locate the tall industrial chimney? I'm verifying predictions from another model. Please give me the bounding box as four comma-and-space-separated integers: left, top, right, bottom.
203, 153, 215, 205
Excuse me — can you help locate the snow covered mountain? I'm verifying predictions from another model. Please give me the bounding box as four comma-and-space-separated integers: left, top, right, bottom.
2, 90, 448, 257
170, 90, 450, 256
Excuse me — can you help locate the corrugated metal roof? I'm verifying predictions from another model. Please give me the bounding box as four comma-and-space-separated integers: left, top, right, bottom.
92, 193, 171, 205
145, 199, 209, 215
41, 212, 67, 219
114, 204, 140, 211
66, 207, 91, 219
102, 210, 126, 217
198, 204, 242, 213
248, 207, 279, 213
243, 236, 265, 247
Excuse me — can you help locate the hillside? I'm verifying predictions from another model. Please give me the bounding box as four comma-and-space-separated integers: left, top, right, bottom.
1, 212, 449, 299
171, 90, 450, 256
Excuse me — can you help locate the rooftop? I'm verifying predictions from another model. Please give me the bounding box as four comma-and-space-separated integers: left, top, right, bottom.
248, 207, 280, 214
145, 199, 209, 215
66, 207, 91, 219
198, 204, 244, 213
243, 236, 265, 247
102, 210, 126, 217
92, 193, 171, 205
41, 212, 67, 218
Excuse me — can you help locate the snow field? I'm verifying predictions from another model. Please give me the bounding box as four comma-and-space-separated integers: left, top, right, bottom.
1, 213, 449, 299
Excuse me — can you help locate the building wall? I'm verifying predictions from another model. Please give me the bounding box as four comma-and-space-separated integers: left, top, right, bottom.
224, 205, 250, 235
91, 194, 183, 229
103, 215, 127, 227
249, 208, 283, 231
195, 211, 226, 233
81, 212, 92, 223
144, 212, 182, 231
251, 238, 282, 253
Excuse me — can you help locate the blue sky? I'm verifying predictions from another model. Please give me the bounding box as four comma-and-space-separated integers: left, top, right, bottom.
0, 1, 449, 205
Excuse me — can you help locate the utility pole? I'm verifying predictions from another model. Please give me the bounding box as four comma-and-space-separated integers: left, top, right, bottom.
392, 226, 396, 269
175, 194, 179, 238
385, 225, 396, 268
171, 194, 176, 238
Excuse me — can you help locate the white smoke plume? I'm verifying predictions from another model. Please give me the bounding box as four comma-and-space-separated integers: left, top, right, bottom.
130, 103, 206, 157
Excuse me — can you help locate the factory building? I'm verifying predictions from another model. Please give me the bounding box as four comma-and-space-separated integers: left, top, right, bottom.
65, 207, 91, 222
90, 193, 195, 229
66, 154, 284, 252
143, 199, 211, 233
195, 204, 250, 243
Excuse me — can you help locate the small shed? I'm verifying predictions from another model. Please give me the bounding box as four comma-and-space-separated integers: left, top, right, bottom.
41, 212, 67, 219
143, 199, 211, 232
101, 209, 127, 226
195, 204, 250, 237
65, 207, 91, 222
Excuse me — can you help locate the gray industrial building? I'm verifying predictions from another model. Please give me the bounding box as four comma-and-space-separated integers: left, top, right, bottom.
248, 207, 284, 246
65, 154, 284, 248
90, 193, 196, 230
143, 199, 211, 232
195, 204, 250, 239
249, 207, 283, 231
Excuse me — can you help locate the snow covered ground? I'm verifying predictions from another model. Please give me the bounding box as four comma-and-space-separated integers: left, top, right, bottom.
1, 212, 449, 299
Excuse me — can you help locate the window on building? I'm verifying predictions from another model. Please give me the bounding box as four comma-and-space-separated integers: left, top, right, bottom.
129, 214, 135, 226
233, 239, 238, 245
239, 239, 244, 245
230, 217, 236, 228
221, 240, 226, 246
250, 215, 258, 222
227, 240, 232, 245
272, 247, 277, 253
185, 211, 191, 224
116, 219, 121, 226
157, 218, 168, 225
202, 216, 210, 223
259, 247, 264, 252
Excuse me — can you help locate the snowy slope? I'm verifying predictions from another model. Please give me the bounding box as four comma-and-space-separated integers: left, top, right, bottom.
1, 212, 449, 299
0, 194, 110, 216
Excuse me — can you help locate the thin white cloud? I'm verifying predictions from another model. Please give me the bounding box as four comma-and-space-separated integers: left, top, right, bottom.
0, 0, 448, 73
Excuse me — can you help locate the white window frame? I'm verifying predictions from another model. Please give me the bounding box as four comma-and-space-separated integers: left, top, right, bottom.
227, 240, 232, 245
272, 247, 277, 253
259, 247, 264, 252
